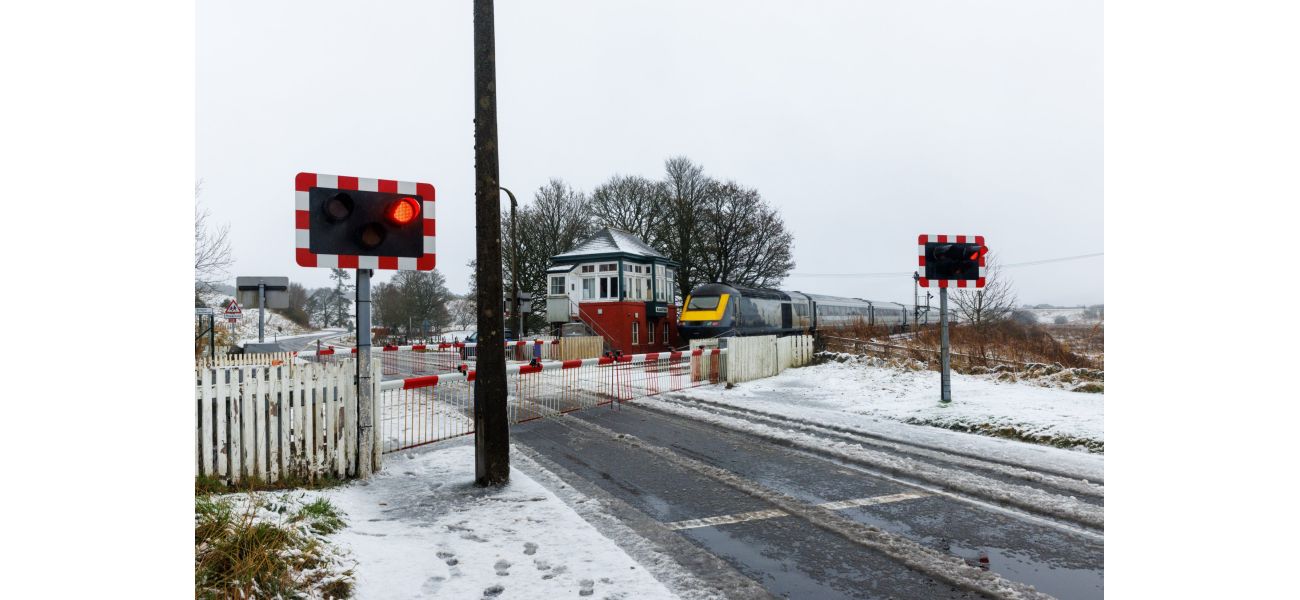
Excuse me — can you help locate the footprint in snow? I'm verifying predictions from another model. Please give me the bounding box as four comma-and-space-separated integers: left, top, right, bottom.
483, 585, 505, 597
524, 542, 538, 555
437, 550, 458, 566
579, 578, 595, 597
495, 559, 511, 576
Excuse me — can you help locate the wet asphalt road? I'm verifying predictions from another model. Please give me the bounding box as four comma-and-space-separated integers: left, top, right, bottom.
278, 331, 347, 352
511, 405, 1103, 600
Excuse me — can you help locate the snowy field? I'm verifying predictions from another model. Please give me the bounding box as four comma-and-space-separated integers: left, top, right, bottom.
1025, 307, 1102, 325
304, 443, 679, 599
671, 357, 1104, 454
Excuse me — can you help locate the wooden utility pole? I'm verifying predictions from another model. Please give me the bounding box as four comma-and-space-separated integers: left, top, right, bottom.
473, 0, 510, 486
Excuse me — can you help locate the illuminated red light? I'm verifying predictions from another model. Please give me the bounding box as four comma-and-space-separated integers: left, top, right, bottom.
387, 197, 421, 225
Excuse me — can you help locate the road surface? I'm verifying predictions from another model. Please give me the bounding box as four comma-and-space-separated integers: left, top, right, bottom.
509, 400, 1104, 600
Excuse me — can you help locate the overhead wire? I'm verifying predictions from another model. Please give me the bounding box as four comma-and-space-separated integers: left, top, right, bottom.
786, 252, 1103, 279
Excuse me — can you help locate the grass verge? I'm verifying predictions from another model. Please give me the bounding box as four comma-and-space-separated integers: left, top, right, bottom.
196, 492, 355, 599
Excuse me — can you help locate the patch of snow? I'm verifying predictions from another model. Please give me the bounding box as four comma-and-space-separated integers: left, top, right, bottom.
305, 442, 679, 599
671, 360, 1103, 479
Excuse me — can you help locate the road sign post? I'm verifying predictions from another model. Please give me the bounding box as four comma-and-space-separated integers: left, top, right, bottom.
917, 234, 988, 404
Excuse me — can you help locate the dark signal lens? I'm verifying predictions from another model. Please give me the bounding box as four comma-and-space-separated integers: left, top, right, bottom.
357, 223, 386, 249
323, 192, 354, 222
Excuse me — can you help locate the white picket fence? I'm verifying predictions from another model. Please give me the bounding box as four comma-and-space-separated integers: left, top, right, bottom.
723, 334, 814, 384
196, 358, 381, 485
197, 352, 296, 369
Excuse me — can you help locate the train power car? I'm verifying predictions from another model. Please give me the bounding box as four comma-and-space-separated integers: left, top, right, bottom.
677, 283, 919, 344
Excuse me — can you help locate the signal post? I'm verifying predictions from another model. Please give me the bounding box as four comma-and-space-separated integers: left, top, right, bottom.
294, 172, 437, 478
916, 234, 988, 404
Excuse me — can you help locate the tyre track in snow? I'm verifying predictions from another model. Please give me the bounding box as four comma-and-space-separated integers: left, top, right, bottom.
653, 394, 1104, 504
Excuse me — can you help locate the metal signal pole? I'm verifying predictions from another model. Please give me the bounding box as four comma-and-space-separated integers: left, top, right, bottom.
473, 0, 510, 486
939, 286, 951, 403
356, 268, 375, 477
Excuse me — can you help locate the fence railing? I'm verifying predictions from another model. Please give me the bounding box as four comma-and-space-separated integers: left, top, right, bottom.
198, 352, 295, 369
296, 337, 607, 378
723, 335, 814, 384
195, 358, 381, 485
376, 348, 726, 453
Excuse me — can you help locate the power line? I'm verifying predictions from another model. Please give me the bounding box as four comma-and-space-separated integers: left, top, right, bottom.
787, 252, 1103, 279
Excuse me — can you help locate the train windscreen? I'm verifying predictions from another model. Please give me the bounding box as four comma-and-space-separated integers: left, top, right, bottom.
687, 296, 721, 310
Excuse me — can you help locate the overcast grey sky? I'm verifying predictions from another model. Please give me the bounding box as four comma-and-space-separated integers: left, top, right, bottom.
197, 0, 1101, 306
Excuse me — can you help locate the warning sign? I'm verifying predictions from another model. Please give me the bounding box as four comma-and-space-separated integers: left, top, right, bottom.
223, 299, 243, 318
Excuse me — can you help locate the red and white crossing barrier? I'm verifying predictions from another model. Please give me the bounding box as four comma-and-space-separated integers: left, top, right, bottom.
375, 348, 726, 453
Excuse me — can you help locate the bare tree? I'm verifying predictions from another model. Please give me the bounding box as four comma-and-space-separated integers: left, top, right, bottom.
950, 258, 1017, 326
588, 174, 670, 248
451, 295, 476, 331
692, 180, 795, 288
661, 156, 713, 301
194, 181, 232, 297
500, 179, 593, 323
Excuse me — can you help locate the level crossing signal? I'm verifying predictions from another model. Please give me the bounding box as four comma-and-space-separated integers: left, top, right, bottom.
917, 234, 987, 288
295, 172, 436, 270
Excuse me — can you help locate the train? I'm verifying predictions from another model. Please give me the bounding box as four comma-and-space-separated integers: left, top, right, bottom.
676, 282, 927, 343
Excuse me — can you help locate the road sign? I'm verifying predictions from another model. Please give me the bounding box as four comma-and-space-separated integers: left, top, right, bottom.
295, 172, 436, 271
195, 307, 215, 316
223, 299, 243, 318
236, 276, 291, 309
917, 234, 987, 288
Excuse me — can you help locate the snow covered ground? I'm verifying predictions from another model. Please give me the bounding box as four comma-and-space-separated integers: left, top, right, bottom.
304, 443, 679, 599
671, 357, 1104, 455
198, 290, 314, 343
1025, 306, 1102, 325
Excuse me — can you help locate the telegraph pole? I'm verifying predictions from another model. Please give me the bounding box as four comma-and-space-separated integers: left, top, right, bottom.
473, 0, 510, 486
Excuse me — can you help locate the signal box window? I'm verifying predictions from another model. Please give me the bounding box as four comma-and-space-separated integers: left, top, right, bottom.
550, 277, 565, 295
632, 321, 639, 345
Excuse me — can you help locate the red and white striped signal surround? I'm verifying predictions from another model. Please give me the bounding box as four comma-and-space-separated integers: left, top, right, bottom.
295, 172, 436, 271
917, 234, 986, 289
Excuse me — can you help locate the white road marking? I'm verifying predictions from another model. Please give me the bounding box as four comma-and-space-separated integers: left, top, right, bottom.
664, 491, 929, 531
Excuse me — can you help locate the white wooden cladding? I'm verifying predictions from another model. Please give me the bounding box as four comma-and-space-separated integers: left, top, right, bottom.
195, 358, 381, 485
723, 335, 814, 384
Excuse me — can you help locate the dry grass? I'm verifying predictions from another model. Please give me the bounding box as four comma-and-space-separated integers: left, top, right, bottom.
195, 492, 354, 599
821, 318, 1104, 373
